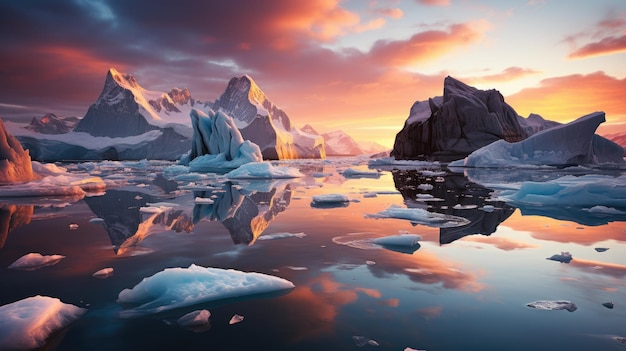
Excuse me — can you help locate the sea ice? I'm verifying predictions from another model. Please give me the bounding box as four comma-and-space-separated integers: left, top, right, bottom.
229, 314, 244, 325
257, 232, 306, 240
225, 162, 304, 179
365, 205, 471, 228
0, 295, 86, 350
8, 253, 65, 271
117, 264, 294, 317
341, 168, 381, 178
177, 309, 211, 327
310, 194, 350, 208
373, 234, 422, 247
526, 300, 577, 312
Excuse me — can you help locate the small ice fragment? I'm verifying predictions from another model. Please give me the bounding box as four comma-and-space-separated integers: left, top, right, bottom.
8, 253, 65, 271
546, 252, 572, 263
404, 348, 426, 351
478, 205, 495, 212
526, 300, 577, 312
352, 336, 378, 347
311, 194, 350, 208
69, 223, 79, 230
89, 217, 104, 224
373, 234, 421, 247
134, 195, 143, 200
363, 192, 377, 198
366, 261, 376, 265
286, 266, 308, 271
602, 302, 614, 309
93, 267, 114, 278
614, 336, 626, 344
178, 309, 211, 327
194, 197, 214, 204
595, 247, 609, 252
257, 232, 306, 240
452, 204, 478, 210
417, 184, 433, 191
229, 314, 244, 325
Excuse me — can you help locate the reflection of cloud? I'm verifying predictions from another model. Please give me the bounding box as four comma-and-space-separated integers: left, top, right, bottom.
369, 251, 484, 292
570, 258, 626, 279
460, 236, 539, 251
417, 306, 442, 319
0, 204, 33, 248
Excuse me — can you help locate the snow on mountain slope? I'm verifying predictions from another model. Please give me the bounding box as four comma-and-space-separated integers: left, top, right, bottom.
212, 75, 324, 160
25, 113, 76, 134
322, 130, 363, 156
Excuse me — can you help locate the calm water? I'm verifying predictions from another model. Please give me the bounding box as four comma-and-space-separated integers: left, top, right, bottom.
1, 157, 625, 351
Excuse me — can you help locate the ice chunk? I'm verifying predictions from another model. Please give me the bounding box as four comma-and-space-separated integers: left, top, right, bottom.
595, 247, 609, 252
0, 295, 86, 350
352, 336, 379, 347
602, 302, 614, 309
365, 205, 471, 228
93, 267, 114, 278
8, 253, 65, 271
373, 234, 422, 247
68, 223, 79, 230
177, 309, 211, 327
546, 252, 572, 263
526, 300, 577, 312
229, 314, 244, 325
478, 205, 495, 212
225, 162, 304, 179
117, 264, 294, 317
89, 217, 104, 224
194, 197, 215, 204
257, 232, 306, 240
311, 194, 350, 208
341, 168, 381, 178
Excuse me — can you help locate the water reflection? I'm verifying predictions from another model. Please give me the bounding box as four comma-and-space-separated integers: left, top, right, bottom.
0, 204, 33, 248
392, 170, 515, 244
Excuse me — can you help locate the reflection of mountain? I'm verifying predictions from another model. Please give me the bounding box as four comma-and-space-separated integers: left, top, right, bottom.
0, 204, 33, 248
392, 170, 515, 244
194, 182, 292, 245
83, 189, 194, 254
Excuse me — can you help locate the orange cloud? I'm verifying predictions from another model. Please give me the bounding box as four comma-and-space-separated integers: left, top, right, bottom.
506, 71, 626, 123
570, 258, 626, 279
369, 20, 490, 67
568, 34, 626, 59
417, 0, 450, 6
465, 66, 541, 84
374, 8, 404, 19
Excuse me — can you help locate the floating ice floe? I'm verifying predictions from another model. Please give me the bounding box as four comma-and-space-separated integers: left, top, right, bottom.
0, 174, 107, 198
139, 202, 180, 213
526, 300, 577, 312
0, 295, 86, 350
546, 252, 573, 263
365, 205, 471, 228
257, 232, 307, 240
595, 247, 609, 252
225, 162, 304, 179
478, 205, 495, 212
177, 309, 211, 328
8, 253, 65, 271
229, 314, 244, 325
602, 302, 614, 309
194, 197, 215, 204
373, 234, 422, 247
352, 335, 379, 347
93, 267, 114, 278
311, 194, 350, 208
117, 264, 294, 318
341, 168, 381, 179
89, 217, 104, 224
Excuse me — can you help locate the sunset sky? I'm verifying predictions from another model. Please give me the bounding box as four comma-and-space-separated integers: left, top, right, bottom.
1, 0, 625, 147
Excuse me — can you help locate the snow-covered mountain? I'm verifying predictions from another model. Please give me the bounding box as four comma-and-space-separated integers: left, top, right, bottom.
212, 75, 325, 160
25, 113, 79, 134
301, 124, 387, 156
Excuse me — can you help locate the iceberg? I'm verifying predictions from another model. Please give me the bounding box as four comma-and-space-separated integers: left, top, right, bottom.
451, 112, 625, 168
392, 77, 529, 161
225, 162, 303, 179
0, 118, 39, 183
8, 252, 65, 271
117, 264, 295, 317
0, 295, 86, 350
526, 300, 577, 312
366, 205, 471, 228
179, 108, 263, 171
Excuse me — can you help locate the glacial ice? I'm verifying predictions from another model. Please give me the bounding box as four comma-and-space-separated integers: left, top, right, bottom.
225, 161, 304, 179
180, 108, 263, 171
0, 295, 86, 350
0, 118, 39, 184
365, 205, 471, 228
8, 252, 65, 271
117, 264, 295, 317
526, 300, 577, 312
450, 112, 625, 168
311, 194, 350, 208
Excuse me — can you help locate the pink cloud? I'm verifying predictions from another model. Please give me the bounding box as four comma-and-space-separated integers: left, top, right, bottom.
465, 66, 541, 84
568, 34, 626, 59
417, 0, 450, 6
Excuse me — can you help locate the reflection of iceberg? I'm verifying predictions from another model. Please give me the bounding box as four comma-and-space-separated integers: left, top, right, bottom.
0, 204, 33, 248
392, 170, 515, 244
194, 181, 293, 245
